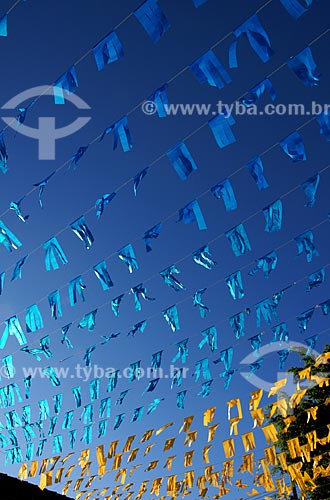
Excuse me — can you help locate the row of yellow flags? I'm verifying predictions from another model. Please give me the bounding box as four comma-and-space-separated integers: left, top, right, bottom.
17, 351, 330, 499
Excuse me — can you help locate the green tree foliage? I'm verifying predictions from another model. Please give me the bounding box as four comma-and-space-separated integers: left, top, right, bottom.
267, 344, 330, 499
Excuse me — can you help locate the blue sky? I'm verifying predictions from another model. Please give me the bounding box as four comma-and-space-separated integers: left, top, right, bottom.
0, 0, 329, 498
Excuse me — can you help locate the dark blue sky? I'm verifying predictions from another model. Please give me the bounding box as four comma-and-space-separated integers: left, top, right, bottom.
0, 0, 329, 498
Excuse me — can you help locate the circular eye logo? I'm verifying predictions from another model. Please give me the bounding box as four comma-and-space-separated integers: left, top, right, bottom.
240, 340, 321, 397
1, 85, 91, 160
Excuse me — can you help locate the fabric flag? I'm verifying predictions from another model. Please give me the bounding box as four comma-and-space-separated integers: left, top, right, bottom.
93, 261, 113, 290
0, 132, 8, 173
54, 66, 78, 104
178, 199, 207, 230
148, 84, 169, 118
0, 220, 21, 252
95, 193, 116, 218
33, 172, 55, 208
246, 359, 264, 377
68, 276, 86, 306
0, 15, 7, 37
229, 14, 273, 68
199, 326, 217, 352
280, 0, 314, 19
100, 116, 132, 152
134, 0, 170, 43
172, 339, 189, 363
11, 256, 28, 281
193, 288, 209, 318
70, 216, 94, 250
143, 223, 162, 252
131, 284, 155, 311
111, 294, 125, 317
133, 167, 149, 196
10, 198, 29, 223
198, 380, 213, 397
280, 131, 306, 162
43, 237, 68, 271
297, 308, 315, 332
226, 223, 251, 256
72, 386, 82, 408
93, 32, 123, 71
176, 391, 187, 409
208, 114, 236, 148
143, 378, 159, 394
118, 244, 138, 273
151, 350, 163, 369
301, 174, 320, 207
320, 298, 330, 316
147, 398, 163, 414
295, 230, 319, 262
190, 50, 231, 89
246, 156, 269, 190
214, 347, 233, 371
26, 304, 44, 333
249, 251, 278, 278
263, 200, 282, 232
193, 245, 217, 269
316, 112, 330, 141
229, 312, 245, 339
160, 264, 185, 291
278, 349, 290, 369
255, 298, 279, 327
107, 370, 120, 392
249, 334, 262, 355
193, 358, 211, 381
127, 320, 147, 337
272, 323, 289, 343
167, 142, 197, 180
211, 179, 237, 211
83, 346, 96, 367
225, 270, 244, 300
2, 356, 15, 379
48, 290, 62, 320
42, 367, 61, 387
131, 407, 144, 422
162, 305, 180, 332
287, 47, 320, 87
128, 361, 142, 382
306, 268, 325, 292
219, 369, 236, 390
70, 145, 88, 169
240, 79, 276, 107
0, 272, 4, 296
305, 335, 318, 355
78, 310, 97, 331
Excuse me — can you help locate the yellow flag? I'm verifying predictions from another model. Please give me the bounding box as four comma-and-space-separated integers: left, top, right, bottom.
163, 437, 176, 451
222, 438, 235, 458
184, 431, 197, 447
203, 406, 216, 426
207, 423, 219, 442
108, 440, 119, 458
156, 422, 174, 435
123, 435, 136, 453
179, 415, 194, 433
140, 429, 154, 442
241, 432, 256, 452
